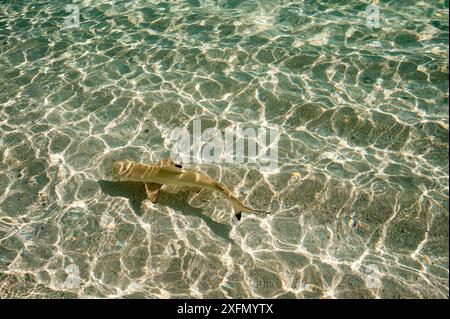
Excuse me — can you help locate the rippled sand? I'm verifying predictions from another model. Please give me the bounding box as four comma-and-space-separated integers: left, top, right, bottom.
0, 0, 448, 298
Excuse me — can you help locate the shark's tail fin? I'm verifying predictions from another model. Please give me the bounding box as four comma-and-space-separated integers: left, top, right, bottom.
231, 198, 269, 221
214, 182, 269, 221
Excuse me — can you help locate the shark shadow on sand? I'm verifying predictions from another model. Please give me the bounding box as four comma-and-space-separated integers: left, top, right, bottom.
98, 180, 233, 243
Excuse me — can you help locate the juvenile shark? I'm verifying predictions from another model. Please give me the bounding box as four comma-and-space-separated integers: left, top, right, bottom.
112, 158, 266, 220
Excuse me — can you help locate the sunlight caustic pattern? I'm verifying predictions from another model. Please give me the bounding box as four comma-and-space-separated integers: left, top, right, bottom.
0, 0, 448, 298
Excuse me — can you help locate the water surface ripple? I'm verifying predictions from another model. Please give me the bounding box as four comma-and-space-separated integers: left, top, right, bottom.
0, 0, 448, 298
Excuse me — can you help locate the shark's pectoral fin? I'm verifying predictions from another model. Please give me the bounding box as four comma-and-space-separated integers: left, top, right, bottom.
144, 183, 162, 203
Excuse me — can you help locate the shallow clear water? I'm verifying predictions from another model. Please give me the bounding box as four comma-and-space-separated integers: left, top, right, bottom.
0, 0, 448, 298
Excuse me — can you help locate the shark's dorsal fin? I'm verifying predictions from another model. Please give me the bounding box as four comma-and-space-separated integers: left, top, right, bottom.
159, 157, 174, 166
158, 157, 182, 169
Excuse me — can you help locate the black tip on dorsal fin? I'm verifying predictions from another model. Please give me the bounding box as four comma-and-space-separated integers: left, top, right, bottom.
159, 157, 182, 168
235, 212, 242, 221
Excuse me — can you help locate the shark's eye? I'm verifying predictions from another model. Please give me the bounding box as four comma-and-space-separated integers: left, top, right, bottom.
175, 164, 182, 168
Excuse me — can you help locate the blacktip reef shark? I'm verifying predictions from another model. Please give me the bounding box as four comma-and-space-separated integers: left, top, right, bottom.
112, 158, 267, 220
